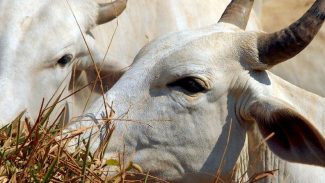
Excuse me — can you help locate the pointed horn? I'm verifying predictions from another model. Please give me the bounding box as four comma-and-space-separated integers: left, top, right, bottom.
257, 0, 325, 67
96, 0, 127, 25
218, 0, 255, 29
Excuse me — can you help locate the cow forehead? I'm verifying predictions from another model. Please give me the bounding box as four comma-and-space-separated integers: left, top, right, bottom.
0, 0, 97, 26
0, 0, 97, 43
135, 23, 242, 60
131, 23, 247, 76
0, 0, 97, 63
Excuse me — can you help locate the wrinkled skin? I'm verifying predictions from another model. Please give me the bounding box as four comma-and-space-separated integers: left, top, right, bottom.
70, 23, 325, 182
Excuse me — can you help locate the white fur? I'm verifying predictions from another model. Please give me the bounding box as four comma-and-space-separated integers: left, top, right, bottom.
69, 22, 325, 182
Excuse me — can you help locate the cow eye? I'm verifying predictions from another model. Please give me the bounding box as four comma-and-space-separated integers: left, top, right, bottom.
167, 77, 207, 94
57, 54, 73, 67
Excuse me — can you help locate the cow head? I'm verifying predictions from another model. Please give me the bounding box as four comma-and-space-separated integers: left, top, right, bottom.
70, 0, 325, 182
0, 0, 127, 126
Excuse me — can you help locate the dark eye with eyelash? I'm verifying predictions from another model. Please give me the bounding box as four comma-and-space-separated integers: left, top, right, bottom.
167, 77, 207, 94
57, 54, 73, 67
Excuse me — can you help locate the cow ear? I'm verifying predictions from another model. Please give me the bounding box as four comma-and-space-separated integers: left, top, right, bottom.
247, 98, 325, 166
74, 47, 128, 92
83, 61, 126, 93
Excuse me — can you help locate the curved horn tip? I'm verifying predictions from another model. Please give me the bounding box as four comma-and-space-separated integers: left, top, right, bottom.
257, 0, 325, 67
218, 0, 255, 29
97, 0, 127, 25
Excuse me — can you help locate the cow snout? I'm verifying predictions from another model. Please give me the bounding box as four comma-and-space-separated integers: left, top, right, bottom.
0, 98, 26, 128
0, 82, 26, 128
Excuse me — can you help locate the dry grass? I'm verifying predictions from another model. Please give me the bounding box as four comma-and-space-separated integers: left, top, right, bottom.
0, 93, 152, 183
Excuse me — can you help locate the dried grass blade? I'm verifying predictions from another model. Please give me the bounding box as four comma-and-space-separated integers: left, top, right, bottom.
246, 169, 278, 183
41, 88, 65, 126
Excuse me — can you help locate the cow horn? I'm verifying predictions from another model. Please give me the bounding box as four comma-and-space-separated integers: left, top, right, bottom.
218, 0, 254, 29
97, 0, 127, 25
257, 0, 325, 67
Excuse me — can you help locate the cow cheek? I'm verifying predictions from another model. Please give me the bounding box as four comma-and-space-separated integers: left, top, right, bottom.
27, 68, 71, 120
0, 81, 27, 126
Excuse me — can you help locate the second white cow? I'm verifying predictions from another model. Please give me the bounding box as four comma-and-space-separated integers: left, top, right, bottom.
0, 0, 127, 126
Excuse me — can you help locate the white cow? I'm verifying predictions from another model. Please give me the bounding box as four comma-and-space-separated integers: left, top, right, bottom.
0, 0, 127, 126
69, 0, 325, 182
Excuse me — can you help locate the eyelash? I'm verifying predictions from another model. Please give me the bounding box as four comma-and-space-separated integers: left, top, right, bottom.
167, 77, 207, 94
